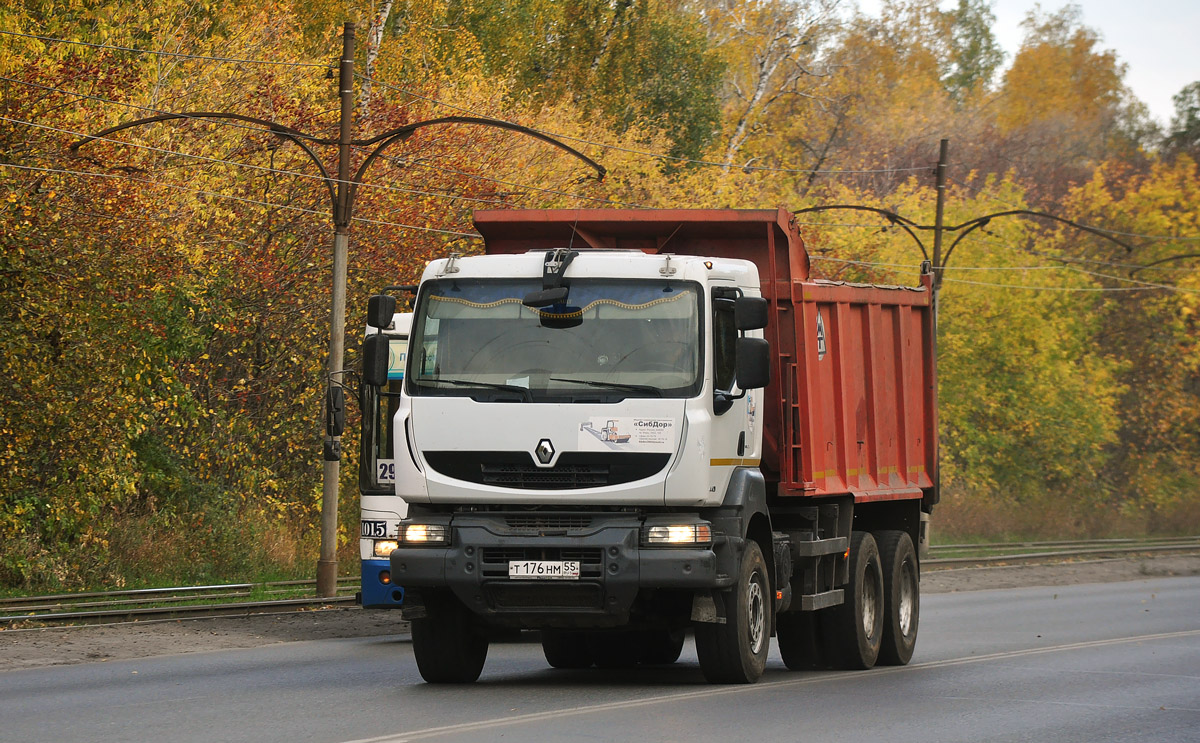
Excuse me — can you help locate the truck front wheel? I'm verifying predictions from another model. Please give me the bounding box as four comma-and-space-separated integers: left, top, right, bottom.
411, 595, 489, 683
695, 541, 770, 683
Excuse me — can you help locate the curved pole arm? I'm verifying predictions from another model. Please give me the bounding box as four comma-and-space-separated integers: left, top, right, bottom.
941, 209, 1135, 268
942, 219, 989, 269
343, 115, 607, 227
68, 112, 338, 212
351, 116, 606, 178
1130, 252, 1200, 276
793, 204, 929, 261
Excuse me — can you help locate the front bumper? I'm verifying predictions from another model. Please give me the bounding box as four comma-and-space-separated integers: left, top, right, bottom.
389, 514, 725, 621
360, 559, 405, 608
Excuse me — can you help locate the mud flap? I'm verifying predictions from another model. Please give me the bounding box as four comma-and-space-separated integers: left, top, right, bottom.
690, 590, 728, 624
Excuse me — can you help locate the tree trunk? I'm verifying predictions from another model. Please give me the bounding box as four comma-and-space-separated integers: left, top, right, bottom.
358, 0, 396, 122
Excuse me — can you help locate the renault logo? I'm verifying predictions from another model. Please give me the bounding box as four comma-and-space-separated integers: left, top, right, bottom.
535, 439, 555, 466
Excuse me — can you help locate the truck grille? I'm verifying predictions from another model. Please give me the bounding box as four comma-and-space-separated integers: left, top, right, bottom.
504, 515, 594, 531
424, 452, 669, 490
483, 462, 607, 489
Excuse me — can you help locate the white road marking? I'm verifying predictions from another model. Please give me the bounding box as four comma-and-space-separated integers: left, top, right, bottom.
339, 629, 1200, 743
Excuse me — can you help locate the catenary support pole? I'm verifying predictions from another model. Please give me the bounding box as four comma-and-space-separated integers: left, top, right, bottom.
317, 22, 356, 599
929, 138, 948, 521
932, 138, 949, 295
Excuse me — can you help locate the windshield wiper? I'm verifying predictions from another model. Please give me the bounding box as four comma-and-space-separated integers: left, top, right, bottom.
427, 378, 532, 402
549, 377, 663, 397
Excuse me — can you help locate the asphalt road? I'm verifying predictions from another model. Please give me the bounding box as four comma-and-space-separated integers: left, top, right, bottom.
2, 576, 1197, 743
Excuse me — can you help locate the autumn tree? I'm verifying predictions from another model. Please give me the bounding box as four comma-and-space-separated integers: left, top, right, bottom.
3, 0, 1199, 590
412, 0, 726, 160
1061, 158, 1200, 527
941, 0, 1005, 100
994, 4, 1152, 201
1164, 81, 1200, 158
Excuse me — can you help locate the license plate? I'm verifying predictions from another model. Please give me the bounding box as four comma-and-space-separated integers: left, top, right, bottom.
508, 560, 580, 580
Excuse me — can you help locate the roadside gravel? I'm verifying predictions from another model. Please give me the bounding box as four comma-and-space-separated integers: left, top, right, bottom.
3, 553, 1197, 672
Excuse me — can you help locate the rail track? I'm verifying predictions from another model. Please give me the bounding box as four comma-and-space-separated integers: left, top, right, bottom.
0, 577, 359, 627
3, 537, 1197, 627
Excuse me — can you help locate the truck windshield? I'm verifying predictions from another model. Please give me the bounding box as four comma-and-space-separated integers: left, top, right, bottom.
408, 278, 701, 401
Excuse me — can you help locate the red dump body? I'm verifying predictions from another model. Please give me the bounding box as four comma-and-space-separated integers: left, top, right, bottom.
474, 208, 938, 506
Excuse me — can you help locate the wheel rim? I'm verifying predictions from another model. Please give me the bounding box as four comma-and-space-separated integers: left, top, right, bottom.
747, 574, 766, 654
897, 558, 916, 637
861, 565, 880, 640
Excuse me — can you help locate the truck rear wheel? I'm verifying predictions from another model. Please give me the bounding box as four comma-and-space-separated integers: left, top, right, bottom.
695, 541, 770, 683
639, 629, 686, 665
776, 610, 824, 670
825, 531, 883, 670
541, 630, 593, 669
876, 530, 919, 665
588, 632, 642, 669
411, 595, 489, 683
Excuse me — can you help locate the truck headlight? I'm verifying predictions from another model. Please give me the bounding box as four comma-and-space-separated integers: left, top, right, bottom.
644, 523, 712, 546
373, 539, 399, 557
397, 524, 449, 545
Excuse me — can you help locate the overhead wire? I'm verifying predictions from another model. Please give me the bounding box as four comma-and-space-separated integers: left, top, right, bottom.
811, 256, 1061, 271
16, 114, 518, 209
9, 29, 1198, 267
4, 76, 633, 211
359, 74, 932, 177
9, 29, 932, 207
943, 277, 1188, 293
810, 253, 1198, 295
3, 76, 326, 144
399, 157, 651, 209
946, 174, 1200, 242
974, 233, 1199, 276
0, 162, 480, 237
799, 207, 1199, 276
0, 29, 330, 69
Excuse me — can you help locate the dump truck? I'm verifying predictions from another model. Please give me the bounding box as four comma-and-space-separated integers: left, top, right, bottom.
360, 208, 937, 684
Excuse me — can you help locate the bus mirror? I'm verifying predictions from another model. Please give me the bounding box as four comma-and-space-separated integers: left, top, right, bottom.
735, 296, 768, 331
325, 386, 345, 437
538, 305, 583, 329
367, 294, 397, 329
736, 337, 770, 389
523, 287, 569, 308
363, 334, 390, 387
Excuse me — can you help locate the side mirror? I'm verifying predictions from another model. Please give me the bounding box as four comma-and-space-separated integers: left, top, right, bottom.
363, 333, 390, 387
367, 294, 397, 330
325, 386, 345, 437
736, 337, 770, 389
735, 296, 768, 331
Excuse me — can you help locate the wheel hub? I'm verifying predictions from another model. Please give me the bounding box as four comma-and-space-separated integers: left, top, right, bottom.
747, 578, 765, 654
862, 569, 880, 640
898, 558, 916, 636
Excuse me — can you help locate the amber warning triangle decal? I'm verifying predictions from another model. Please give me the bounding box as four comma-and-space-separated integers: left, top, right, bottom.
816, 310, 827, 360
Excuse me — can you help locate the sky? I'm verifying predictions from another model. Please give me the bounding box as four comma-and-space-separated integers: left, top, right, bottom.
856, 0, 1200, 128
